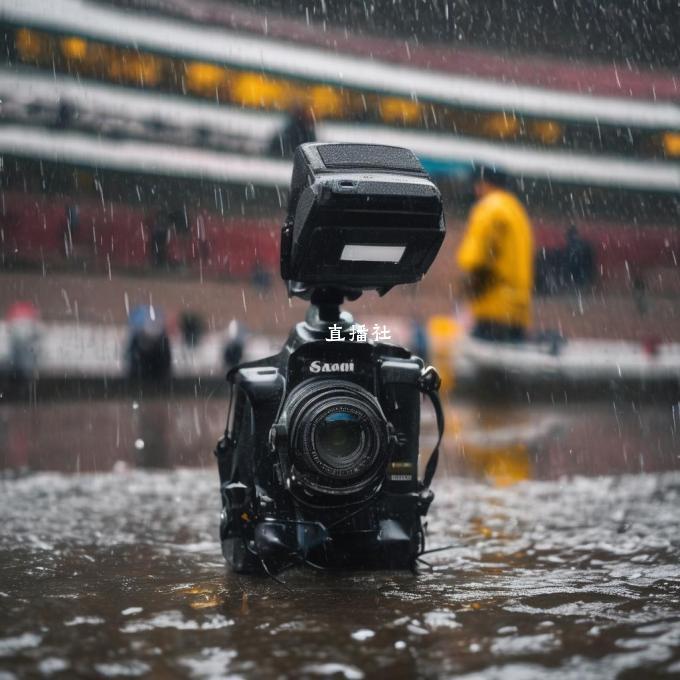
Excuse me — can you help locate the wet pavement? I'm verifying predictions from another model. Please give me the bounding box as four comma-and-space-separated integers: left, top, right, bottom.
1, 397, 680, 678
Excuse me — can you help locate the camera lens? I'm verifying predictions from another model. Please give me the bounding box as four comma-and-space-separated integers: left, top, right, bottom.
315, 411, 364, 468
284, 379, 389, 496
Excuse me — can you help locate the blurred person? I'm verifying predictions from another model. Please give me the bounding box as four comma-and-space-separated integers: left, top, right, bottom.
632, 275, 648, 317
5, 301, 42, 380
178, 310, 205, 348
456, 165, 534, 342
168, 207, 191, 269
534, 246, 561, 295
126, 305, 171, 382
149, 208, 171, 268
251, 263, 273, 290
53, 99, 76, 129
565, 224, 595, 288
269, 105, 316, 158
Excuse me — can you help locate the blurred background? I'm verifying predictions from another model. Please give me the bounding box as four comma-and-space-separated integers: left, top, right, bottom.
0, 0, 679, 473
0, 0, 678, 341
2, 2, 680, 677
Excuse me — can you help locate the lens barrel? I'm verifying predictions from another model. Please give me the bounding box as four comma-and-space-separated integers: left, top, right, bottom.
284, 379, 389, 496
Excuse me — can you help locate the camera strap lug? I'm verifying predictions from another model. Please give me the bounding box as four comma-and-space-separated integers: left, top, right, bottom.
213, 435, 229, 460
417, 365, 441, 393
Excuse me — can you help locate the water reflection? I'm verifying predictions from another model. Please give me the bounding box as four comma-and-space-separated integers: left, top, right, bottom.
0, 397, 225, 473
1, 468, 680, 677
442, 400, 679, 481
1, 397, 678, 478
1, 398, 679, 677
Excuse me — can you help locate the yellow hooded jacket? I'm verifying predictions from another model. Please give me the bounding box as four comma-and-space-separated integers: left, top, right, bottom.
456, 189, 534, 329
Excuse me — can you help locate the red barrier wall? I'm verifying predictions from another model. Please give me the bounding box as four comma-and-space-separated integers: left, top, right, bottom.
2, 190, 678, 283
0, 191, 280, 278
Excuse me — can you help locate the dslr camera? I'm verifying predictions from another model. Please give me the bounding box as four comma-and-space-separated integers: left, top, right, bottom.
215, 143, 445, 572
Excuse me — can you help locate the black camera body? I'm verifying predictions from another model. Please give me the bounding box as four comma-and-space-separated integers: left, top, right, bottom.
215, 143, 445, 572
217, 323, 440, 571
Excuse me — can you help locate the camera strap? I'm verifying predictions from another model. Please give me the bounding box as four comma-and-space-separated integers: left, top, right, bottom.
418, 366, 444, 489
422, 388, 444, 488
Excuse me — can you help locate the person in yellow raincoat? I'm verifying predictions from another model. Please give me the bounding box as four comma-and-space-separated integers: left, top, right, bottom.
456, 165, 534, 342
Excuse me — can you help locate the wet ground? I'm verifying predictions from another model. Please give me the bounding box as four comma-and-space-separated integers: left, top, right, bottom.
1, 396, 680, 678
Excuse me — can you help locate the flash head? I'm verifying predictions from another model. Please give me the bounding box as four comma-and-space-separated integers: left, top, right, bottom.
281, 143, 445, 299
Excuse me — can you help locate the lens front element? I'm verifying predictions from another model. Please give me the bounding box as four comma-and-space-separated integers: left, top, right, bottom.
314, 410, 365, 470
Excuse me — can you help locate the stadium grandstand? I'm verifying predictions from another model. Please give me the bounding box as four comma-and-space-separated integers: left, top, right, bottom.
0, 0, 678, 283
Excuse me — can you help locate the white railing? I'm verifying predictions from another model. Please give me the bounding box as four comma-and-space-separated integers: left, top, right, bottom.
1, 0, 679, 129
